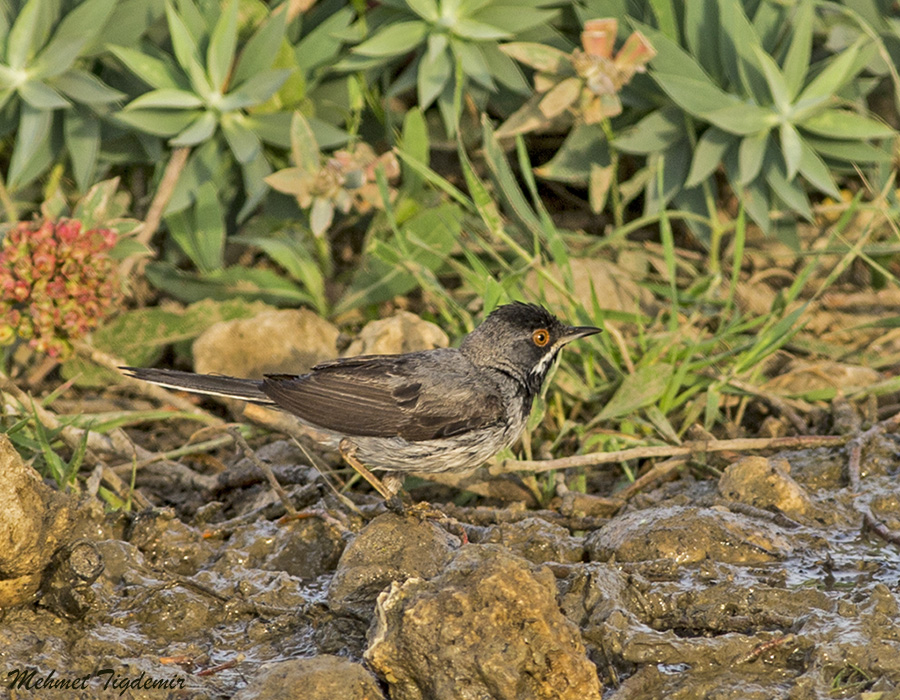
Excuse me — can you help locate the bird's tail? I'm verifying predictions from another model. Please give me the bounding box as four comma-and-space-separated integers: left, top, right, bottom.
120, 367, 274, 404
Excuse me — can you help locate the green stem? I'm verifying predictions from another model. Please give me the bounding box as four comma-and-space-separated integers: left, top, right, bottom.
0, 169, 17, 223
120, 146, 191, 281
599, 118, 623, 227
709, 224, 722, 276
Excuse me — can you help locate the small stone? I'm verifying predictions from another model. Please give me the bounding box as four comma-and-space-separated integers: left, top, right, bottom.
328, 513, 460, 620
193, 308, 339, 378
233, 656, 384, 700
477, 517, 584, 564
0, 434, 76, 606
343, 311, 448, 357
718, 456, 815, 520
585, 505, 793, 565
366, 544, 602, 700
129, 509, 217, 576
221, 516, 344, 583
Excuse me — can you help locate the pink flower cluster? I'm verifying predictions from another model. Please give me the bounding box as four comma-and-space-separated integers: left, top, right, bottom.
0, 219, 120, 358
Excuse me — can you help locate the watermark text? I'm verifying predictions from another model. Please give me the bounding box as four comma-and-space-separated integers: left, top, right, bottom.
7, 667, 187, 696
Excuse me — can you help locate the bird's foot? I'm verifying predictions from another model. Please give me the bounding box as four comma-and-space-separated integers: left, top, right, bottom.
393, 501, 468, 544
384, 495, 408, 515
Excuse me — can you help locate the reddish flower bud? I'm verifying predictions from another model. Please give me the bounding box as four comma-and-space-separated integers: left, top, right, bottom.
0, 217, 120, 356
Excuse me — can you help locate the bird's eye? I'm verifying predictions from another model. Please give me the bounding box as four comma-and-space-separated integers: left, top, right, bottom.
532, 328, 550, 347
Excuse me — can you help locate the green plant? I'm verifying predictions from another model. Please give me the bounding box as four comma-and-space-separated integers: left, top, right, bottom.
110, 0, 294, 221
336, 0, 557, 135
497, 17, 654, 218
266, 112, 401, 238
333, 108, 465, 316
34, 409, 89, 491
527, 0, 894, 244
1, 406, 88, 492
228, 108, 459, 318
627, 0, 893, 231
817, 0, 900, 116
107, 0, 363, 304
226, 112, 401, 316
0, 0, 122, 199
498, 18, 655, 135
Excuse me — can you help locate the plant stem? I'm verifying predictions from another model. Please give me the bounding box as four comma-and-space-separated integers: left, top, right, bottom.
120, 146, 191, 280
495, 434, 851, 474
0, 170, 17, 223
599, 118, 623, 227
709, 223, 723, 276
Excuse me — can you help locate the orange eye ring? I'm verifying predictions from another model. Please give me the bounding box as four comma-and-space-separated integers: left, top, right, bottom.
532, 328, 550, 347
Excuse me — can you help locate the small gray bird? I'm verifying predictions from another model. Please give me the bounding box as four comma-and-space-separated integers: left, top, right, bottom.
122, 302, 599, 500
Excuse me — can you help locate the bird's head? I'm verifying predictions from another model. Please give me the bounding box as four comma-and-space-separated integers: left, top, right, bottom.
460, 302, 600, 394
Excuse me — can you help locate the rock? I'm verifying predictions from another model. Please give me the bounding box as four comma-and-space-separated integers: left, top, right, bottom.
133, 577, 228, 641
343, 311, 448, 357
218, 516, 345, 583
93, 538, 149, 584
524, 258, 652, 315
233, 656, 384, 700
718, 457, 816, 520
129, 509, 217, 576
193, 308, 339, 377
476, 517, 584, 564
0, 575, 44, 609
0, 434, 77, 606
559, 491, 623, 518
366, 545, 602, 700
328, 513, 460, 619
557, 562, 645, 631
585, 505, 793, 565
38, 540, 104, 619
761, 360, 880, 396
259, 518, 345, 582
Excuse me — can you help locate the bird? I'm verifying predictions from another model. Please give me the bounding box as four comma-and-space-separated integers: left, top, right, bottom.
121, 302, 600, 503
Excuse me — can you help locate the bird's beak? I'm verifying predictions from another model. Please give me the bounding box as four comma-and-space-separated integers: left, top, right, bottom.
560, 325, 602, 344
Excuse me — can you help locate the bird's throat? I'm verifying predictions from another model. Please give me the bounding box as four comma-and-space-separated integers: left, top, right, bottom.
527, 347, 561, 395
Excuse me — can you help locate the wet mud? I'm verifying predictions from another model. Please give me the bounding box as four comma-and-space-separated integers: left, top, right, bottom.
2, 433, 900, 699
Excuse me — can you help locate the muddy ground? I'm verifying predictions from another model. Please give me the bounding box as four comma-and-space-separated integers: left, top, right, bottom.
2, 421, 900, 700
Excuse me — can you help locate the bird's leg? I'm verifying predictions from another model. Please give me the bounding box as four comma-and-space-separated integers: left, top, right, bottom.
339, 438, 399, 504
337, 441, 459, 530
381, 472, 409, 514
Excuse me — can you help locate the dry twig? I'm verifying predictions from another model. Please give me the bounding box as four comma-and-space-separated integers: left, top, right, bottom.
495, 435, 852, 475
846, 410, 900, 491
617, 456, 686, 501
120, 146, 191, 281
437, 502, 609, 531
227, 427, 296, 515
846, 409, 900, 546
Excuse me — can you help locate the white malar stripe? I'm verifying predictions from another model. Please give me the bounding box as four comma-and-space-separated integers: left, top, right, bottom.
529, 341, 565, 381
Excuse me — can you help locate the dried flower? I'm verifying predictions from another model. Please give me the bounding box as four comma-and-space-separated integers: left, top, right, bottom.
268, 143, 400, 237
572, 19, 656, 122
497, 19, 656, 137
0, 219, 120, 358
265, 114, 400, 238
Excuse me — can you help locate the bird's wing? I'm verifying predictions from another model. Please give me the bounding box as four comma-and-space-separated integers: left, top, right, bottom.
261, 351, 505, 441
